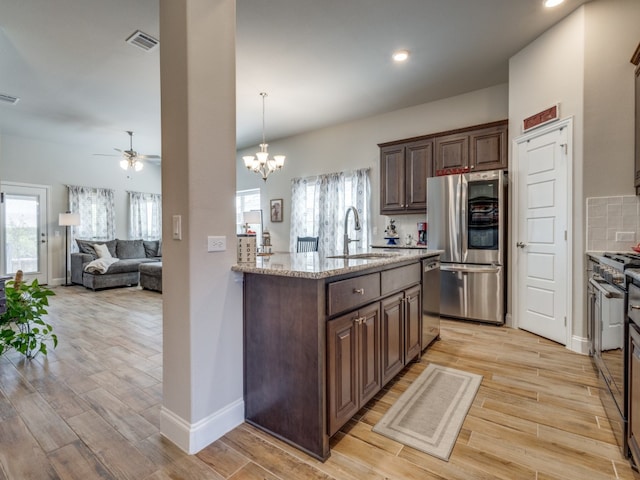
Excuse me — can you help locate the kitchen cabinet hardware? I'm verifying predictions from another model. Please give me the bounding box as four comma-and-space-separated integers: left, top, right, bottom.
631, 304, 640, 310
517, 241, 526, 248
353, 288, 365, 295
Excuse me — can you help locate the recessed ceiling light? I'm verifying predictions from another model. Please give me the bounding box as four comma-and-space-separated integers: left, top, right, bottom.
392, 50, 409, 62
544, 0, 564, 7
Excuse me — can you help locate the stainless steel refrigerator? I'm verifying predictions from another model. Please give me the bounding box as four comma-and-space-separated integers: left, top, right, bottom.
427, 169, 506, 324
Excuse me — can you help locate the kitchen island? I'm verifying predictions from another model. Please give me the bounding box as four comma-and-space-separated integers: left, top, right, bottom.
232, 249, 441, 460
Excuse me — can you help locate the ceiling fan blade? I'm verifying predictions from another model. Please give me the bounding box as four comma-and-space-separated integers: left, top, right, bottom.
93, 153, 120, 157
139, 154, 161, 159
114, 148, 123, 153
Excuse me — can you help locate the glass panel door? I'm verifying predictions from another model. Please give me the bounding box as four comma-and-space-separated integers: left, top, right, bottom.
0, 183, 49, 284
467, 179, 499, 250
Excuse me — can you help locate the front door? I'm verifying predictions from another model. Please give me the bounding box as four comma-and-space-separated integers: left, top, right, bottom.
515, 122, 570, 344
0, 183, 49, 284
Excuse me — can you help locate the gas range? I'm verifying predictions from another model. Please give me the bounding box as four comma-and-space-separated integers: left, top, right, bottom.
596, 252, 640, 290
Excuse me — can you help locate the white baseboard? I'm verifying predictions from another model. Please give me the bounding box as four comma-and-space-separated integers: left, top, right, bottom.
160, 398, 244, 454
570, 334, 591, 355
504, 312, 513, 328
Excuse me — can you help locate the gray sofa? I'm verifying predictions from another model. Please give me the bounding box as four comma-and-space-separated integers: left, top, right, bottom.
71, 239, 161, 290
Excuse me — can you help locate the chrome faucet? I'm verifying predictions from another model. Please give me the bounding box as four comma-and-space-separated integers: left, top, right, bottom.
343, 206, 362, 256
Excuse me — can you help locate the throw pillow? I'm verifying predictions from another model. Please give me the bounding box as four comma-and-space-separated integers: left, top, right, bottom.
76, 239, 98, 259
143, 240, 160, 258
93, 243, 112, 259
116, 239, 146, 259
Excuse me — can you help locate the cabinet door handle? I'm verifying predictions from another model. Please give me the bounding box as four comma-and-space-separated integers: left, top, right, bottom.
353, 288, 364, 295
631, 304, 640, 310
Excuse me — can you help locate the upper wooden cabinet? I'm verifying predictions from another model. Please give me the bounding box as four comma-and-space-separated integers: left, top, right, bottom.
379, 120, 507, 214
435, 123, 507, 175
380, 139, 433, 214
632, 42, 640, 194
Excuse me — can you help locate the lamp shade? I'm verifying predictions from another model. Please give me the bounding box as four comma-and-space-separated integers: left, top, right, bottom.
59, 212, 80, 227
243, 210, 262, 224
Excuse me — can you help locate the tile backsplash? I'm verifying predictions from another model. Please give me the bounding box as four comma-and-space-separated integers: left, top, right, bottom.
586, 196, 640, 252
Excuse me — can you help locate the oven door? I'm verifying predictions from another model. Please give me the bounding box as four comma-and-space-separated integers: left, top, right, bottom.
592, 278, 626, 447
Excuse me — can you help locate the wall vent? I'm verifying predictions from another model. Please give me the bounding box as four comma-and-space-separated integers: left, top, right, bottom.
0, 93, 19, 105
126, 30, 159, 52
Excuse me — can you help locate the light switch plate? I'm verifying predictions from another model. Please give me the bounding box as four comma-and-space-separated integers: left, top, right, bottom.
172, 215, 182, 240
208, 235, 226, 252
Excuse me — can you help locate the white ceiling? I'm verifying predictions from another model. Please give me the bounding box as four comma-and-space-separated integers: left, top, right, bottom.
0, 0, 590, 159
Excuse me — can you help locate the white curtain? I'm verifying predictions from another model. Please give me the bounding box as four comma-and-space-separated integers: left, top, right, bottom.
128, 191, 162, 240
290, 168, 370, 256
67, 185, 116, 251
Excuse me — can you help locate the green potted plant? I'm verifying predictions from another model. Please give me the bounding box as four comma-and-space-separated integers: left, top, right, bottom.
0, 270, 57, 359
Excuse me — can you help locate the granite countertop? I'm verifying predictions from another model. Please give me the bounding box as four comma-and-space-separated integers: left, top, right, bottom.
231, 249, 442, 279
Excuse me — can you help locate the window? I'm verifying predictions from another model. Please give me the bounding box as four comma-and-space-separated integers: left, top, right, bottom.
67, 185, 116, 251
290, 168, 370, 256
236, 188, 262, 239
129, 191, 162, 240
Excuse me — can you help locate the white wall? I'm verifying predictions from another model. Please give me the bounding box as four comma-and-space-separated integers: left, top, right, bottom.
509, 5, 586, 343
583, 0, 638, 198
237, 83, 509, 252
159, 0, 243, 454
0, 132, 161, 284
508, 0, 640, 344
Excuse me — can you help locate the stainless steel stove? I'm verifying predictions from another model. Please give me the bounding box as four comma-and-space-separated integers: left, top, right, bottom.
589, 252, 640, 461
596, 252, 640, 289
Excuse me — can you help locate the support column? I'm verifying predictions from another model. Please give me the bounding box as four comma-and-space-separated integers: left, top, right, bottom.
159, 0, 243, 453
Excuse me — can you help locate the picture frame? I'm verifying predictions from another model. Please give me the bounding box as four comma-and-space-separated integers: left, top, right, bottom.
270, 199, 283, 222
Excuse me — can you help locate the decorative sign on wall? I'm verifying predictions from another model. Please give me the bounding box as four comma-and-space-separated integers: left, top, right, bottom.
523, 104, 560, 133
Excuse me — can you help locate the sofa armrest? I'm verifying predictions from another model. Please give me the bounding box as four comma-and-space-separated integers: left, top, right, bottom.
71, 252, 93, 284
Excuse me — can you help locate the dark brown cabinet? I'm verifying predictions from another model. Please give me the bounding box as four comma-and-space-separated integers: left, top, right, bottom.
242, 257, 432, 461
435, 133, 469, 174
632, 43, 640, 193
381, 285, 421, 384
435, 124, 507, 175
380, 121, 508, 214
380, 139, 433, 214
327, 303, 381, 436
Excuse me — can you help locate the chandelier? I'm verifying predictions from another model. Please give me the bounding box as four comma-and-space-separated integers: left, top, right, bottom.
242, 92, 285, 181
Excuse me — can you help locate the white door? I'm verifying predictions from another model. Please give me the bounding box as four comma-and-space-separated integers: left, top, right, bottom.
0, 183, 49, 284
515, 123, 569, 344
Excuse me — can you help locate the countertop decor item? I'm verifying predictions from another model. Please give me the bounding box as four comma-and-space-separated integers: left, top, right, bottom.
242, 92, 285, 181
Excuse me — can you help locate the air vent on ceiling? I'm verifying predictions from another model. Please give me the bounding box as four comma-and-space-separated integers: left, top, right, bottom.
0, 93, 19, 105
126, 30, 159, 52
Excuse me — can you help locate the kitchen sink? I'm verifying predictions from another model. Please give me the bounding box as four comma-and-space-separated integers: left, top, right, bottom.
327, 252, 401, 260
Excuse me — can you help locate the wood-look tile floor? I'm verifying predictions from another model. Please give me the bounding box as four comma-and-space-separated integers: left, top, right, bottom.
0, 286, 638, 479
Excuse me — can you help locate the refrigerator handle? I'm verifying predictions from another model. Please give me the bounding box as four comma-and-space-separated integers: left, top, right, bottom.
440, 264, 501, 274
460, 174, 468, 262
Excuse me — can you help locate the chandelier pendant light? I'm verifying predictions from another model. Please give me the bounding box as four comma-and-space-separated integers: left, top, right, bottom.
119, 131, 144, 172
243, 92, 285, 181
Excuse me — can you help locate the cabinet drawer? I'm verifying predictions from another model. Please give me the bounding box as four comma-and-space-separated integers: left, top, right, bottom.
327, 273, 380, 316
381, 263, 420, 295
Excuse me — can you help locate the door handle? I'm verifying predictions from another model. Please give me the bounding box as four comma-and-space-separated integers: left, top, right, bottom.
630, 304, 640, 310
516, 242, 526, 248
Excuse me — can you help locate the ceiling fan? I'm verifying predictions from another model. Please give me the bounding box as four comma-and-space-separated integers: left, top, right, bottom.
95, 131, 161, 171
